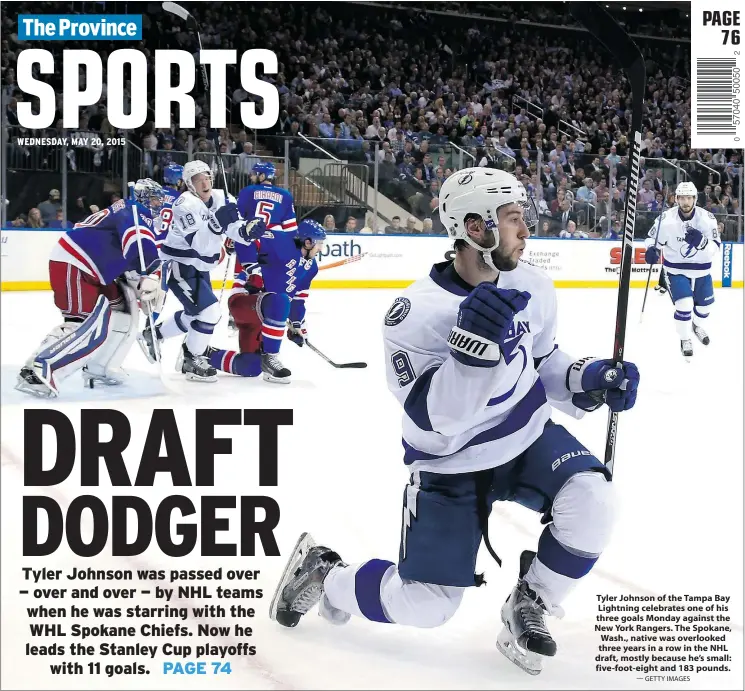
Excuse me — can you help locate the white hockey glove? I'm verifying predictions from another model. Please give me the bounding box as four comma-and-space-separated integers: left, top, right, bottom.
287, 320, 307, 347
137, 273, 165, 315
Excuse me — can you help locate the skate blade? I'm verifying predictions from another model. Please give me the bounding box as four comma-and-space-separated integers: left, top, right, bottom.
82, 371, 126, 387
496, 626, 543, 676
183, 372, 218, 383
136, 335, 157, 364
263, 373, 291, 384
269, 532, 316, 621
14, 379, 55, 398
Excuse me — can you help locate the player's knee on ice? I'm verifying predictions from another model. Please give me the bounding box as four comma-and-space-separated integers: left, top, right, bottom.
551, 471, 616, 555
382, 569, 465, 628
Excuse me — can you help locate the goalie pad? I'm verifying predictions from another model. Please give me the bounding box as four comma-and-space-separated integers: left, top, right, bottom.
33, 294, 113, 396
83, 282, 139, 385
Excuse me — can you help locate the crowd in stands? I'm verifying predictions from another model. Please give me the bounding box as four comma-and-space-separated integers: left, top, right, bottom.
1, 2, 742, 238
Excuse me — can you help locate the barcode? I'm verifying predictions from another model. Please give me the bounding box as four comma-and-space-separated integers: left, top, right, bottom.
695, 58, 736, 136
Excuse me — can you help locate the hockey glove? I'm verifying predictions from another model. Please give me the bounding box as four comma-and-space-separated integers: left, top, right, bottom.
238, 218, 267, 243
224, 238, 235, 255
449, 283, 531, 368
246, 273, 264, 294
684, 227, 707, 250
287, 320, 307, 347
214, 202, 241, 232
644, 245, 660, 264
567, 358, 640, 412
137, 273, 166, 315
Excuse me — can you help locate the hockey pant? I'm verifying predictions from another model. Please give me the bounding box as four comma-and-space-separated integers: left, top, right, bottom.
49, 260, 123, 320
32, 284, 139, 395
323, 422, 616, 628
204, 292, 268, 377
667, 272, 714, 339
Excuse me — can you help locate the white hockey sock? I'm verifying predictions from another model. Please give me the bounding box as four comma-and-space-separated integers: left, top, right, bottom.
185, 323, 214, 356
159, 312, 193, 339
324, 561, 464, 628
675, 314, 692, 339
693, 306, 710, 327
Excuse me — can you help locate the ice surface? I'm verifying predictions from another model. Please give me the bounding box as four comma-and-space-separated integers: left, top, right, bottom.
1, 287, 742, 690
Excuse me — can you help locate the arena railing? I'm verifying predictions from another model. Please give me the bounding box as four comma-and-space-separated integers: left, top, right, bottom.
3, 127, 743, 242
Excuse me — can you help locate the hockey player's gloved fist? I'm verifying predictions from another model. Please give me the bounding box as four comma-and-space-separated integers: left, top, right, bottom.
449, 283, 531, 368
644, 245, 660, 264
214, 202, 240, 231
224, 238, 235, 255
287, 320, 307, 347
568, 357, 640, 412
238, 218, 267, 243
137, 273, 165, 314
684, 227, 707, 250
246, 273, 264, 294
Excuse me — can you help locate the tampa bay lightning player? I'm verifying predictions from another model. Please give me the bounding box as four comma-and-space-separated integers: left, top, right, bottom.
269, 168, 641, 676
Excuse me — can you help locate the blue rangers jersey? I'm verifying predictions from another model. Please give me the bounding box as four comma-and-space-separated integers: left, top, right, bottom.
49, 199, 159, 285
646, 206, 720, 279
231, 231, 318, 322
237, 183, 298, 235
384, 260, 587, 475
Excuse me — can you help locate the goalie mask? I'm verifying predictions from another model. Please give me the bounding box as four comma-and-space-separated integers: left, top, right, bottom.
133, 178, 165, 212
439, 168, 538, 268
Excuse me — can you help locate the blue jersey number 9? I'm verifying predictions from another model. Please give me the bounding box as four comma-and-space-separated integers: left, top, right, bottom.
391, 350, 415, 387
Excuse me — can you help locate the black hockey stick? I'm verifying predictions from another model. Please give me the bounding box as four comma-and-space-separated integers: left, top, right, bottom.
162, 1, 230, 195
640, 184, 670, 323
305, 340, 367, 369
569, 2, 646, 477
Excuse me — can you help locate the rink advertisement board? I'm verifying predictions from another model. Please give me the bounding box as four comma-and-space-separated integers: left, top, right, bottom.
2, 230, 743, 289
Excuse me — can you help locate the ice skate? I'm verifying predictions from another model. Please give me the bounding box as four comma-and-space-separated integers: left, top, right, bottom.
680, 339, 693, 361
81, 366, 127, 388
175, 344, 218, 373
269, 532, 350, 628
137, 324, 163, 364
178, 343, 218, 382
654, 284, 667, 295
692, 324, 710, 346
497, 550, 560, 676
15, 367, 56, 398
261, 352, 291, 384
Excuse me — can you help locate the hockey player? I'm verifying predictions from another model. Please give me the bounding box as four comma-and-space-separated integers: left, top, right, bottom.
270, 168, 640, 675
139, 160, 264, 382
644, 181, 720, 359
16, 179, 166, 397
206, 219, 326, 381
231, 160, 301, 381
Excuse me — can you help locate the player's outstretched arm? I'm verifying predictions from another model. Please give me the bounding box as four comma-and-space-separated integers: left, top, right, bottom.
533, 286, 639, 416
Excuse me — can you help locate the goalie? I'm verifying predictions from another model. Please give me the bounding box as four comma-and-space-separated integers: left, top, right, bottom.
15, 180, 166, 398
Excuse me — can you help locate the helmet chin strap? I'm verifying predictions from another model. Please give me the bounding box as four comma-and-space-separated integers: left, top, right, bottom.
464, 232, 500, 273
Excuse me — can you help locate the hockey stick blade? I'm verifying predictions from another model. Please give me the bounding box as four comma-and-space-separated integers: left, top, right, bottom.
162, 2, 191, 21
305, 341, 367, 369
568, 2, 646, 477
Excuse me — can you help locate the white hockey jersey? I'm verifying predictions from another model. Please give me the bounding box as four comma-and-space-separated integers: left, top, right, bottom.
383, 260, 586, 475
160, 189, 247, 271
646, 206, 720, 279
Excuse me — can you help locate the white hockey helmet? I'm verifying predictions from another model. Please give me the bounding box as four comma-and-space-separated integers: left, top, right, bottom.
439, 167, 538, 253
182, 159, 213, 196
675, 181, 697, 199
